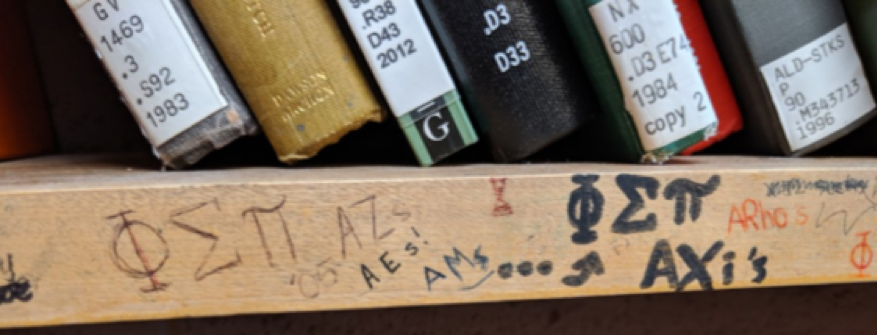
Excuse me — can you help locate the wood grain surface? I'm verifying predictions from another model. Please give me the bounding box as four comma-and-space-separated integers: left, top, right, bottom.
0, 155, 874, 328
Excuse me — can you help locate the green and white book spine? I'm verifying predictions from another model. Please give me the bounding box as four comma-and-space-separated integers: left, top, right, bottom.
336, 0, 478, 166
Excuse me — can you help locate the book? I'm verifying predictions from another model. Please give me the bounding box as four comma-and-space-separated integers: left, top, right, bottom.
556, 0, 719, 163
27, 0, 148, 154
702, 0, 877, 156
335, 0, 478, 166
0, 0, 55, 160
418, 0, 596, 163
676, 0, 742, 155
66, 0, 259, 169
189, 0, 385, 164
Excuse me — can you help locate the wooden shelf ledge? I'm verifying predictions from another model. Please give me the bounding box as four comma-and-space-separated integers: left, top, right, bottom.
0, 154, 873, 328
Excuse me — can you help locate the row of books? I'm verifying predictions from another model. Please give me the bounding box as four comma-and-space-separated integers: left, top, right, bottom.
4, 0, 877, 168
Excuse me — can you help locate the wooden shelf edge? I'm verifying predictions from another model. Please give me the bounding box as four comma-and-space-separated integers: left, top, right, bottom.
0, 154, 872, 328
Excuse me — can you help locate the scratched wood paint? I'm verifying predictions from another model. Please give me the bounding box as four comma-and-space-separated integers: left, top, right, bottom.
0, 155, 874, 328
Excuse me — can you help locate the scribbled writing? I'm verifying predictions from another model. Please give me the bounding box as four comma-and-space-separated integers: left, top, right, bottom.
496, 253, 606, 288
491, 178, 513, 216
290, 258, 338, 299
424, 246, 494, 291
562, 252, 605, 287
851, 231, 872, 277
568, 174, 721, 245
641, 240, 768, 292
497, 260, 553, 279
108, 194, 411, 298
172, 199, 242, 281
765, 177, 868, 197
108, 210, 171, 292
360, 227, 426, 290
814, 180, 877, 236
568, 175, 604, 244
0, 254, 32, 305
727, 199, 808, 234
497, 254, 606, 288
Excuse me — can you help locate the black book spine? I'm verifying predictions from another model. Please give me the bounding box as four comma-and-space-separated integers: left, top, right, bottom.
419, 0, 597, 162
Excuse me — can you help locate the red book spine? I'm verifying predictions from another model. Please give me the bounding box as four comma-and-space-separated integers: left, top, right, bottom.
677, 0, 743, 154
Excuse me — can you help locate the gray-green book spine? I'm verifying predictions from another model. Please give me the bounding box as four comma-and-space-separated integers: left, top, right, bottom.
702, 0, 877, 155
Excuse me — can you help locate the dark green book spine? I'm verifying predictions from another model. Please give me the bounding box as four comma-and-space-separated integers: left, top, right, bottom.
845, 0, 877, 95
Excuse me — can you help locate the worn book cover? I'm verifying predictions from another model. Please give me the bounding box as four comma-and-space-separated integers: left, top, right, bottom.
67, 0, 259, 168
190, 0, 385, 164
702, 0, 877, 156
419, 0, 596, 162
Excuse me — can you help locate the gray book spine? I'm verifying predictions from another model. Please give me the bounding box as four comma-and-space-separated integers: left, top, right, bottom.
703, 0, 877, 155
66, 0, 259, 168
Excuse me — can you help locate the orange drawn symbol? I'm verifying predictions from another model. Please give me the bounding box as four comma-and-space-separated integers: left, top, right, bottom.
851, 231, 873, 278
490, 178, 513, 217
